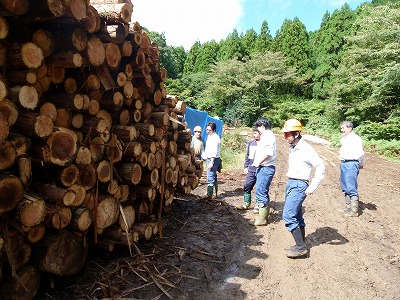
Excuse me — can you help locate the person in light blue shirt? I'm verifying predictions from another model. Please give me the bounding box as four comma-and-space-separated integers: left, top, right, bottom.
202, 122, 221, 199
282, 119, 325, 258
339, 121, 365, 217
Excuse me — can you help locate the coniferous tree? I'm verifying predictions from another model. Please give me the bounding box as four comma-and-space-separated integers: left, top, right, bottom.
255, 20, 273, 53
311, 4, 356, 99
193, 40, 219, 73
183, 41, 201, 74
272, 18, 312, 76
241, 28, 258, 57
217, 28, 245, 61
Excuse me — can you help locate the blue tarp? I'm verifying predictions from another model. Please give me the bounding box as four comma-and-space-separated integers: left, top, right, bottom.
184, 107, 223, 141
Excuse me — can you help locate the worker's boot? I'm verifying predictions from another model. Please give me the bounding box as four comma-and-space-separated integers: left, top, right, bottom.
203, 185, 214, 199
236, 192, 251, 210
286, 226, 305, 250
345, 196, 359, 217
249, 206, 269, 226
286, 227, 308, 258
214, 182, 219, 199
343, 195, 351, 213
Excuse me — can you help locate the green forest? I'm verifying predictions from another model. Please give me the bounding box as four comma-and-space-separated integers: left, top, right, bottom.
146, 0, 399, 158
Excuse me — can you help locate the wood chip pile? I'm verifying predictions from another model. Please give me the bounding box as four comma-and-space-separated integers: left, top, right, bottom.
0, 0, 203, 298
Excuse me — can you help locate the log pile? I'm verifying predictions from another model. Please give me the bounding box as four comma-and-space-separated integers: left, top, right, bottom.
0, 0, 203, 298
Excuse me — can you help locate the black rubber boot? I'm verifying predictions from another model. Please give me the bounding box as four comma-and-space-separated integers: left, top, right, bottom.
286, 226, 305, 251
286, 227, 308, 258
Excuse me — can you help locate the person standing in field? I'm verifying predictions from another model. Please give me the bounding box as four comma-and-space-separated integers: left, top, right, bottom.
282, 119, 325, 258
250, 117, 276, 226
339, 120, 365, 217
190, 125, 205, 161
236, 127, 260, 211
202, 122, 221, 199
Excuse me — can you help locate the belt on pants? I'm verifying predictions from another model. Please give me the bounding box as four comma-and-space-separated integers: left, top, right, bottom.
289, 178, 309, 185
341, 159, 359, 163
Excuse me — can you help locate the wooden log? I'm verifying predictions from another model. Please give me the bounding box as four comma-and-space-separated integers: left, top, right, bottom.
94, 64, 116, 90
105, 134, 123, 163
94, 3, 132, 24
78, 163, 97, 190
68, 184, 86, 207
8, 42, 44, 69
101, 226, 136, 246
0, 99, 18, 126
96, 159, 111, 183
4, 229, 31, 270
117, 162, 141, 184
0, 0, 29, 15
105, 42, 121, 69
46, 203, 72, 229
59, 164, 79, 187
140, 168, 159, 187
30, 182, 77, 207
32, 28, 55, 57
111, 125, 137, 142
0, 140, 17, 170
40, 102, 58, 121
89, 136, 105, 162
9, 85, 39, 110
44, 127, 78, 166
18, 155, 31, 188
121, 140, 142, 160
86, 36, 105, 67
71, 113, 84, 129
17, 194, 46, 228
46, 51, 83, 68
14, 112, 53, 138
69, 207, 92, 233
27, 224, 46, 244
82, 5, 101, 33
118, 204, 135, 231
75, 146, 91, 164
1, 265, 41, 300
96, 195, 119, 229
63, 0, 87, 20
132, 222, 153, 241
38, 230, 88, 276
54, 108, 72, 127
54, 26, 87, 52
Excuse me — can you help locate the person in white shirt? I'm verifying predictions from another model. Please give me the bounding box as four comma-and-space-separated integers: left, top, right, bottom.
282, 119, 325, 258
202, 122, 221, 199
250, 117, 276, 226
339, 121, 365, 217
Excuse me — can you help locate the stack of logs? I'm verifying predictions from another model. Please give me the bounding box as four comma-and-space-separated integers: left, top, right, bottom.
0, 0, 203, 298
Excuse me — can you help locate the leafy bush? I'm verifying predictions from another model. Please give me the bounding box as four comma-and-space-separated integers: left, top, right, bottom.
220, 128, 248, 170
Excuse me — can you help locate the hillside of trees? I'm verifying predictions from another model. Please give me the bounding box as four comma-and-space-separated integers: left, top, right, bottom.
145, 0, 399, 158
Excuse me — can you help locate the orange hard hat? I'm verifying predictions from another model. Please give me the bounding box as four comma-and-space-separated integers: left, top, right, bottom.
282, 119, 302, 132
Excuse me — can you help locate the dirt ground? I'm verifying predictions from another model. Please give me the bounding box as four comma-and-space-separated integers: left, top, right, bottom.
39, 135, 400, 300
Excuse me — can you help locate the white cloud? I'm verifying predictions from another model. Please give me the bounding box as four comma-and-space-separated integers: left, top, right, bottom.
131, 0, 244, 50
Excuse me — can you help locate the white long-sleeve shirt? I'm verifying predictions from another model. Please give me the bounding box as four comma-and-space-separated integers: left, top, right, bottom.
204, 132, 221, 159
253, 130, 276, 167
339, 131, 365, 166
286, 139, 325, 191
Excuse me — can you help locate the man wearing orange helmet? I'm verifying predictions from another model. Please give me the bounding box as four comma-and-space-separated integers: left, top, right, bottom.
282, 119, 325, 258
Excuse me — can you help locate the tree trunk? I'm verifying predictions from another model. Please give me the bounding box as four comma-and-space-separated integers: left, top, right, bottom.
17, 194, 46, 228
0, 174, 24, 213
70, 207, 93, 233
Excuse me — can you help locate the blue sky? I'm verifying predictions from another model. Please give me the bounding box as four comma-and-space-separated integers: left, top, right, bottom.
131, 0, 370, 50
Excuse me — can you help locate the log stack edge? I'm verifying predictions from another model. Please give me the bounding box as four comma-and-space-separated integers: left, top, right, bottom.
0, 0, 204, 298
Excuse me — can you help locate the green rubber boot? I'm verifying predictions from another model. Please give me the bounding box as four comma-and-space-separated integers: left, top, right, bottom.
249, 206, 269, 226
214, 182, 219, 199
236, 192, 251, 210
203, 185, 214, 199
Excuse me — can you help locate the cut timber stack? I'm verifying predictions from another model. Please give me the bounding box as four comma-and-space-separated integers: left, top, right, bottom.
0, 1, 203, 299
